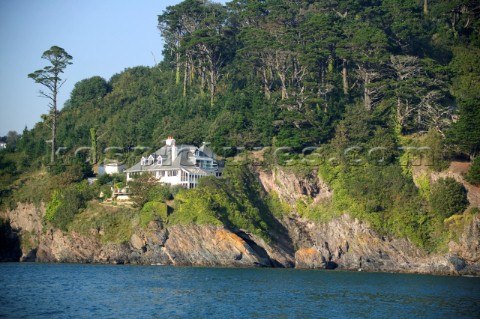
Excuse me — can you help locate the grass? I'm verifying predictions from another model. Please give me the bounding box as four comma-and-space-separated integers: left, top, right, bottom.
139, 201, 168, 227
68, 201, 137, 244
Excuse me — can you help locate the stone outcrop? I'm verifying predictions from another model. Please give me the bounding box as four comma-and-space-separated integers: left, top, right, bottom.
285, 214, 480, 275
0, 203, 44, 261
1, 166, 479, 275
29, 220, 293, 267
256, 168, 332, 206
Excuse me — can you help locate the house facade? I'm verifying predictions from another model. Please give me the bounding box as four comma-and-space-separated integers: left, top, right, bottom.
98, 161, 126, 175
125, 137, 223, 189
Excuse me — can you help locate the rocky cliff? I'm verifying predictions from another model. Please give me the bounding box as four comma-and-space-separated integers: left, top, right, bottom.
256, 166, 480, 275
1, 166, 479, 275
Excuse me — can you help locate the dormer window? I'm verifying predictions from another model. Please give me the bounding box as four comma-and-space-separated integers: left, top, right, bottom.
140, 156, 146, 166
157, 155, 163, 165
147, 155, 155, 165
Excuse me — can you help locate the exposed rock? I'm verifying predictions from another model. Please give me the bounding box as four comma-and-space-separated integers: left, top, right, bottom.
130, 233, 145, 251
448, 214, 480, 263
256, 168, 331, 206
1, 203, 44, 234
295, 247, 326, 269
244, 231, 295, 267
20, 249, 37, 262
1, 164, 479, 276
37, 229, 101, 263
0, 203, 44, 260
162, 225, 271, 267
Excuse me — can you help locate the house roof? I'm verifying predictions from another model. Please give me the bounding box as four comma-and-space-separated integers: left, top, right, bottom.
125, 143, 219, 173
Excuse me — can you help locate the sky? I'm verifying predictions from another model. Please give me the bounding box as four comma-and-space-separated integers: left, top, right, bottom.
0, 0, 227, 136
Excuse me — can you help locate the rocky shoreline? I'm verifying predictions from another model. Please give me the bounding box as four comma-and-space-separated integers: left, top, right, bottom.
1, 165, 479, 276
1, 202, 479, 276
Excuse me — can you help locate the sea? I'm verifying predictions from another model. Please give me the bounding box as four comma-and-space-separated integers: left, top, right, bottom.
0, 263, 479, 319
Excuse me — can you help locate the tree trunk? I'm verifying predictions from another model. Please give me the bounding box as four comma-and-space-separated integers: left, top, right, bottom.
210, 68, 216, 107
279, 72, 288, 100
200, 66, 205, 98
262, 68, 271, 99
183, 61, 188, 97
51, 94, 57, 163
364, 72, 371, 111
342, 58, 348, 95
423, 0, 428, 16
396, 97, 403, 130
176, 51, 181, 85
90, 128, 97, 164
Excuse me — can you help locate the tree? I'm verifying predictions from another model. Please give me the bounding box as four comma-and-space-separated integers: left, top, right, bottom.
28, 46, 73, 163
128, 173, 158, 207
448, 99, 480, 159
430, 177, 469, 218
466, 156, 480, 186
67, 76, 109, 109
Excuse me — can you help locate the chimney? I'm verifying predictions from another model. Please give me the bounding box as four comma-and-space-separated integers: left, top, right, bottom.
166, 136, 177, 162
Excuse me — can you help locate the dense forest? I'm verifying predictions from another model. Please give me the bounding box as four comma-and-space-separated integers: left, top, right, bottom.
1, 0, 479, 251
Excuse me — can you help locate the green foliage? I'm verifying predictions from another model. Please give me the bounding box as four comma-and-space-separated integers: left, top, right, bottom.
416, 173, 431, 201
43, 181, 95, 230
128, 174, 175, 208
3, 0, 479, 256
128, 173, 158, 207
0, 152, 19, 208
448, 98, 480, 158
9, 171, 60, 207
147, 185, 172, 203
69, 202, 136, 244
317, 150, 430, 248
170, 166, 285, 241
140, 201, 168, 227
423, 130, 449, 172
96, 173, 124, 186
466, 157, 480, 185
444, 209, 478, 246
430, 177, 469, 219
45, 190, 62, 223
169, 186, 223, 226
66, 76, 110, 110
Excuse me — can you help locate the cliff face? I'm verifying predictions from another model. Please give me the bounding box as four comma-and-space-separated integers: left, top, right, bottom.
285, 214, 480, 274
0, 203, 44, 262
1, 166, 479, 275
35, 222, 293, 267
256, 167, 480, 275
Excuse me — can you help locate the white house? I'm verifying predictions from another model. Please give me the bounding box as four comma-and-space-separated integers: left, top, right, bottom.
98, 161, 126, 175
0, 142, 6, 149
125, 137, 223, 189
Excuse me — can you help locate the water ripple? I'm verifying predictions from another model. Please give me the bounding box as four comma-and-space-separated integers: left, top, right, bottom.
0, 264, 479, 319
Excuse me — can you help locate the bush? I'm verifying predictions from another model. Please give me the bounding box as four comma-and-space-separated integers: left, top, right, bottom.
147, 185, 172, 202
430, 177, 469, 219
139, 201, 168, 227
44, 181, 95, 230
128, 173, 157, 207
466, 157, 480, 185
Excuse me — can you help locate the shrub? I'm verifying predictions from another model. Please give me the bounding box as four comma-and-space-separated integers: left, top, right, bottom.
128, 173, 157, 207
139, 201, 168, 227
44, 181, 95, 230
430, 177, 469, 219
466, 157, 480, 185
147, 185, 171, 202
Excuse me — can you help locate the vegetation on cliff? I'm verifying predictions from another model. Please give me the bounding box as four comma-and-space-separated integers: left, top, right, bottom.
1, 0, 479, 253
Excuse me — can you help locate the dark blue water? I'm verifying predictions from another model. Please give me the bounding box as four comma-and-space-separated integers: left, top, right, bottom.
0, 264, 479, 319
